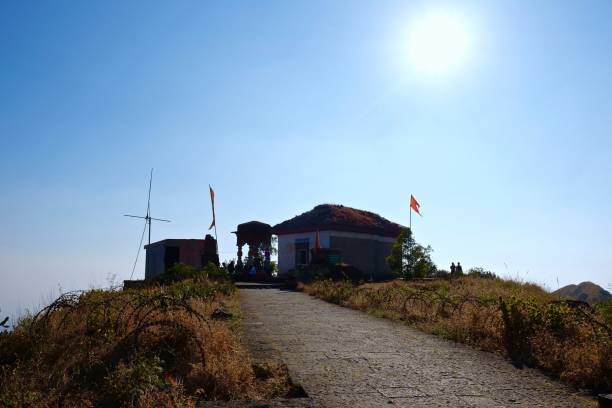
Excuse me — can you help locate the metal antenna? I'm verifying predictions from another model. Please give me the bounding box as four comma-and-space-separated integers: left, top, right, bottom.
147, 167, 153, 244
129, 221, 148, 280
124, 168, 171, 278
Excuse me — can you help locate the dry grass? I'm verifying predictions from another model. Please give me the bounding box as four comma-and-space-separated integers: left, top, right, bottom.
299, 277, 612, 392
0, 276, 293, 407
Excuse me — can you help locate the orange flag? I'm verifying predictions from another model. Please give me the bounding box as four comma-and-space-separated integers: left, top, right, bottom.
410, 194, 421, 216
208, 185, 216, 230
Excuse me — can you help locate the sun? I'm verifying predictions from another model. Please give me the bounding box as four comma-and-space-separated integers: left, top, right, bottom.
405, 11, 472, 75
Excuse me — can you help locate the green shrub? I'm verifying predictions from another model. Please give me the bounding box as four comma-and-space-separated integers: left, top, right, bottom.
155, 263, 229, 285
595, 299, 612, 327
203, 262, 229, 280
468, 267, 497, 279
102, 356, 164, 405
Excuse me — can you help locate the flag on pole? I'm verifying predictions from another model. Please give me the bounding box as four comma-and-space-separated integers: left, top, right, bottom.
315, 229, 321, 251
208, 185, 216, 230
410, 194, 422, 216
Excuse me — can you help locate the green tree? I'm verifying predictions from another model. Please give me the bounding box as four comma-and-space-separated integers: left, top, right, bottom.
386, 227, 436, 279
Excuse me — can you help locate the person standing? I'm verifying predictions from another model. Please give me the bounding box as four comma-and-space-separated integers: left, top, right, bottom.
450, 262, 456, 277
456, 262, 463, 275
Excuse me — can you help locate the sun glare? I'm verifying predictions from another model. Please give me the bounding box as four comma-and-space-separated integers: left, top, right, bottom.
405, 11, 471, 75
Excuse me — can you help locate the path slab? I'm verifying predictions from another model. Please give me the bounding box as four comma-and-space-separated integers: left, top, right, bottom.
240, 288, 594, 408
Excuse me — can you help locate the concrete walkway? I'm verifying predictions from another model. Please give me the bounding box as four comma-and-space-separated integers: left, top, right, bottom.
240, 287, 593, 408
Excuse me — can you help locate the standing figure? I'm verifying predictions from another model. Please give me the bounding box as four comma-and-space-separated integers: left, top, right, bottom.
450, 262, 456, 277
456, 262, 463, 275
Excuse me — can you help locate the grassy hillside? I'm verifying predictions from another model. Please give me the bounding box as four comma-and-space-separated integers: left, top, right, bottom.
0, 266, 293, 407
299, 277, 612, 392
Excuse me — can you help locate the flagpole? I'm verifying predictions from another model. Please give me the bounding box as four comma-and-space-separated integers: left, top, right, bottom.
410, 204, 412, 231
408, 198, 412, 281
213, 222, 218, 255
209, 185, 219, 258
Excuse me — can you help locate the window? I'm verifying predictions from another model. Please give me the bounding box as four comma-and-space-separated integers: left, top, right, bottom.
295, 239, 309, 267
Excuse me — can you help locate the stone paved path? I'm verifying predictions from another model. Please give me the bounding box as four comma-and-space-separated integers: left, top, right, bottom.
240, 287, 594, 408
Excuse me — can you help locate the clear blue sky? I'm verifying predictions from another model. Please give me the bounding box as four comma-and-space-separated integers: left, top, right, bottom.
1, 1, 611, 319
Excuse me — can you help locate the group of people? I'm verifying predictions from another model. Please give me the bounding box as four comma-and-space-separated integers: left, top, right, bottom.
450, 262, 463, 276
223, 258, 273, 281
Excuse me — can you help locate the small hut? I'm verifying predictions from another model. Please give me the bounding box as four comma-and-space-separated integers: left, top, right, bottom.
144, 234, 218, 280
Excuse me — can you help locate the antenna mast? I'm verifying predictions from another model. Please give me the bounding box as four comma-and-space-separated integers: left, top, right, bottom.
124, 168, 171, 279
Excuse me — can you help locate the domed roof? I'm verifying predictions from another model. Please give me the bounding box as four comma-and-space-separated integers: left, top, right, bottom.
272, 204, 403, 238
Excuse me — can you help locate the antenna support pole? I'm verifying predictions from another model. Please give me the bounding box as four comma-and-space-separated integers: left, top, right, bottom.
124, 168, 171, 279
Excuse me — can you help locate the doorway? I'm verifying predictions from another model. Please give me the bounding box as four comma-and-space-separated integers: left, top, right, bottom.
164, 246, 180, 271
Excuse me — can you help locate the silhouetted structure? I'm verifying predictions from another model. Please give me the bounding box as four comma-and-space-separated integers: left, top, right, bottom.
232, 221, 272, 279
202, 234, 220, 266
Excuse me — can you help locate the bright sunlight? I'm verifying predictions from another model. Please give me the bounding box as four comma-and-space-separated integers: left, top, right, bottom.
405, 11, 472, 75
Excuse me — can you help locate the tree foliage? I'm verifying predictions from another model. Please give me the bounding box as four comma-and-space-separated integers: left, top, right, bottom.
386, 227, 436, 279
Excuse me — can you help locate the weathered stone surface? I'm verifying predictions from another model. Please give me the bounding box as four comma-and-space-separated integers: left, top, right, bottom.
201, 399, 314, 407
240, 288, 594, 408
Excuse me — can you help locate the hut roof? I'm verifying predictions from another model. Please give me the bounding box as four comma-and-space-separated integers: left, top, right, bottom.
232, 221, 272, 246
272, 204, 403, 238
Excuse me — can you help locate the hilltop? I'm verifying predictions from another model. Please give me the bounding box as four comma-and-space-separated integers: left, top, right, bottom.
553, 281, 612, 304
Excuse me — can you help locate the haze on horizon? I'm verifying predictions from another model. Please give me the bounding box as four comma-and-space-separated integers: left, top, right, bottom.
1, 1, 611, 320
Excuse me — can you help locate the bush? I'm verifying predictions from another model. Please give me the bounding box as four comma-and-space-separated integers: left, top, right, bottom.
433, 269, 450, 279
155, 263, 229, 285
467, 267, 497, 279
102, 356, 165, 405
303, 264, 362, 282
596, 299, 612, 327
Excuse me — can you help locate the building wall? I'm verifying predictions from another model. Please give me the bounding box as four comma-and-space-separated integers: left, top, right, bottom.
276, 230, 396, 280
329, 235, 395, 280
178, 240, 206, 266
277, 231, 330, 275
144, 239, 206, 280
145, 244, 166, 279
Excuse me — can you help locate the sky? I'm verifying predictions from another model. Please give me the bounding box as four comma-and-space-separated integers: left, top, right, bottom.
1, 1, 611, 320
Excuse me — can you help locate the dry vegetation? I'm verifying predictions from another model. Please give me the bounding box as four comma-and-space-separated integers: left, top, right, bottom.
0, 267, 294, 407
299, 277, 612, 392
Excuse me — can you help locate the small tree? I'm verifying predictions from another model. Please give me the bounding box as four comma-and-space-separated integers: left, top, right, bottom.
411, 243, 436, 278
386, 227, 436, 280
387, 228, 413, 277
